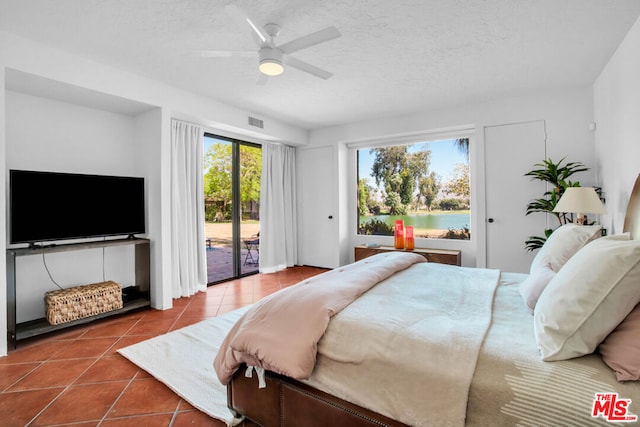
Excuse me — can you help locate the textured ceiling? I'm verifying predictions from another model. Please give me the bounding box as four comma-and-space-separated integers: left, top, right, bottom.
1, 0, 639, 130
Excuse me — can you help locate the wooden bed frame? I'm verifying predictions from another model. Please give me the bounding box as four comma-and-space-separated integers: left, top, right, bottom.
228, 364, 408, 427
227, 175, 640, 426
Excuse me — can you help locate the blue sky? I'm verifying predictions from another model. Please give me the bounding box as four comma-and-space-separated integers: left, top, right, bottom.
357, 139, 468, 187
204, 135, 227, 153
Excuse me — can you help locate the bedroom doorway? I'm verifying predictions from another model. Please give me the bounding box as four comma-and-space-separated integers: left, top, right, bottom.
203, 134, 261, 284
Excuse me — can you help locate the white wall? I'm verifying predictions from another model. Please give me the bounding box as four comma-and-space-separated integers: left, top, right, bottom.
133, 108, 170, 310
6, 91, 138, 174
0, 30, 308, 356
593, 16, 640, 234
306, 87, 597, 268
6, 91, 139, 322
0, 65, 6, 355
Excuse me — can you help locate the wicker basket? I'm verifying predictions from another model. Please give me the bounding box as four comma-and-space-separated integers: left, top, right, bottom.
45, 281, 123, 325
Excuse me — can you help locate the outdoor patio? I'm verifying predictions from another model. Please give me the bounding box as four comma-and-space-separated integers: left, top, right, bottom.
206, 244, 259, 284
205, 221, 260, 283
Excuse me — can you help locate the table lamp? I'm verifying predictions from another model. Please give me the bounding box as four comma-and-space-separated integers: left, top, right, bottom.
553, 187, 606, 225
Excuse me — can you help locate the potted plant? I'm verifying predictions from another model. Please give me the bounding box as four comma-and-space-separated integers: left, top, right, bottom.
524, 157, 589, 251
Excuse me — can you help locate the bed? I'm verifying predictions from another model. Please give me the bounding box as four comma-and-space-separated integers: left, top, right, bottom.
215, 176, 640, 426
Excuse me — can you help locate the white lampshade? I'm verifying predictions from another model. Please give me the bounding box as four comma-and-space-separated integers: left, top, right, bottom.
553, 187, 606, 224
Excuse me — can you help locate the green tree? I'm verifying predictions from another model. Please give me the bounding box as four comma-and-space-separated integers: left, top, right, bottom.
370, 146, 431, 213
358, 178, 370, 216
418, 172, 441, 211
385, 191, 407, 215
204, 143, 262, 221
446, 163, 470, 198
239, 145, 262, 205
204, 143, 233, 217
454, 138, 470, 158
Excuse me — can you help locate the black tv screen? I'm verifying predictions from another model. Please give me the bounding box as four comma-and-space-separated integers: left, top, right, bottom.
10, 170, 146, 244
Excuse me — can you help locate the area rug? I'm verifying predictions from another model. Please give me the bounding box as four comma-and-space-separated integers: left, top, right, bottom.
118, 306, 251, 426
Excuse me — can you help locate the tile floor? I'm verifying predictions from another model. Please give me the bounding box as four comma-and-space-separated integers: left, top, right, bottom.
0, 266, 328, 427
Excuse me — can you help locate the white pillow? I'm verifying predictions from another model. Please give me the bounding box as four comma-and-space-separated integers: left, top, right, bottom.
534, 236, 640, 361
604, 233, 631, 241
519, 262, 556, 314
530, 224, 601, 273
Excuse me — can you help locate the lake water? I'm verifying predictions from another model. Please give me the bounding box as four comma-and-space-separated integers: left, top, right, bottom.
362, 213, 470, 230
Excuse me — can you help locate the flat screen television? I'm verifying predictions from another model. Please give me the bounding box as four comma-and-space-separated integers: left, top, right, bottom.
10, 169, 146, 245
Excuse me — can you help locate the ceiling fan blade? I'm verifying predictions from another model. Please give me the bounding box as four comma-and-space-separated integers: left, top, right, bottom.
278, 26, 341, 54
284, 56, 333, 80
224, 4, 268, 45
201, 50, 256, 58
200, 50, 258, 58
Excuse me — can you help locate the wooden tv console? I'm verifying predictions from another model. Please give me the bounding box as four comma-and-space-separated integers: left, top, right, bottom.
6, 238, 150, 348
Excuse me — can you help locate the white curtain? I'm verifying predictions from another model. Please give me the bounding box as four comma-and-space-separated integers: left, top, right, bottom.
259, 143, 298, 273
170, 119, 207, 297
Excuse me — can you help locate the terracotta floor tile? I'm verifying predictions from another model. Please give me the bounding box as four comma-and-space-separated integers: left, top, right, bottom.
253, 274, 280, 286
0, 340, 68, 365
221, 293, 254, 306
205, 285, 228, 296
31, 381, 129, 426
172, 296, 193, 307
9, 358, 95, 391
109, 377, 181, 417
0, 363, 39, 391
0, 387, 64, 427
82, 318, 138, 338
182, 301, 221, 317
46, 327, 89, 341
101, 413, 174, 426
0, 266, 328, 426
109, 335, 156, 355
178, 399, 196, 411
75, 356, 139, 384
170, 315, 209, 330
173, 409, 226, 426
126, 318, 177, 336
217, 304, 245, 315
133, 368, 152, 379
139, 307, 183, 321
49, 337, 119, 360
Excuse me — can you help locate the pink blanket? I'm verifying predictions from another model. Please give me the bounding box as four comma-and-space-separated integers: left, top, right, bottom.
214, 252, 426, 384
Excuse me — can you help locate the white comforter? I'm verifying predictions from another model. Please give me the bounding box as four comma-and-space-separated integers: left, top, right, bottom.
304, 262, 501, 427
304, 267, 640, 426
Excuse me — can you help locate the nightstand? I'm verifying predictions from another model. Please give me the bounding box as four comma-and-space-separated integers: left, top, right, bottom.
354, 245, 461, 266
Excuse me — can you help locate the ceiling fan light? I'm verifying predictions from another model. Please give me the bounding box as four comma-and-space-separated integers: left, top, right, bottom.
258, 47, 284, 76
259, 59, 284, 76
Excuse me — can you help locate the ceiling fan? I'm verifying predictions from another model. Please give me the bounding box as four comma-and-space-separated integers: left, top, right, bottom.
202, 5, 341, 81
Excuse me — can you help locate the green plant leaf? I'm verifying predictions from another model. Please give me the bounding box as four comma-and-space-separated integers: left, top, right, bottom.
523, 157, 590, 250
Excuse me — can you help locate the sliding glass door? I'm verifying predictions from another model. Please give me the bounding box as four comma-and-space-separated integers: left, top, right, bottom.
203, 134, 261, 284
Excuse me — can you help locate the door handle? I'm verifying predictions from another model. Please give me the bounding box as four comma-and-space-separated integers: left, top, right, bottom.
487, 218, 494, 223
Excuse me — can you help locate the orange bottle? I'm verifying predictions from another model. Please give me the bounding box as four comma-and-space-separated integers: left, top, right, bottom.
405, 226, 415, 250
394, 220, 405, 249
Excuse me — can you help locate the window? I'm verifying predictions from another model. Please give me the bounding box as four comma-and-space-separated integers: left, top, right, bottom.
357, 138, 470, 240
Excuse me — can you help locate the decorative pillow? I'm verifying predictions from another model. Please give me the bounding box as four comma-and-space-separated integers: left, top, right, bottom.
599, 303, 640, 381
519, 262, 556, 314
530, 224, 601, 273
533, 237, 640, 361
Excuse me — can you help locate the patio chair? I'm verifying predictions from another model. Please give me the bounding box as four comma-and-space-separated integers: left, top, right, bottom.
243, 233, 259, 265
